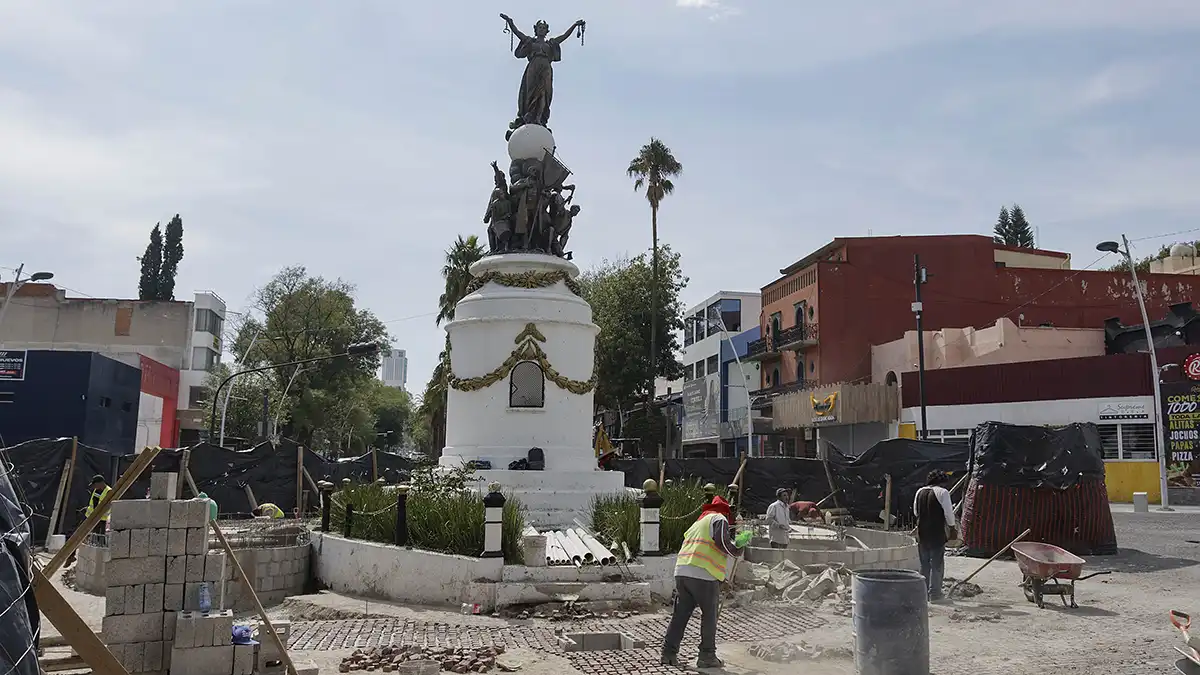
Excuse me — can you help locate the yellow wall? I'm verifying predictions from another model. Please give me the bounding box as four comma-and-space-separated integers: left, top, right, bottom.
1104, 461, 1160, 503
898, 423, 917, 440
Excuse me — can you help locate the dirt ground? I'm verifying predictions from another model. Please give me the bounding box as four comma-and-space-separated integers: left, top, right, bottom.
40, 506, 1200, 674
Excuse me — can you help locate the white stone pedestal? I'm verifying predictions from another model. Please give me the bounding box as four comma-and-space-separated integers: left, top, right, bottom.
440, 253, 626, 528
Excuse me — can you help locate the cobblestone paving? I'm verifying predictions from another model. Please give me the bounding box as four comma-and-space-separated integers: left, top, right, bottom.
288, 606, 825, 663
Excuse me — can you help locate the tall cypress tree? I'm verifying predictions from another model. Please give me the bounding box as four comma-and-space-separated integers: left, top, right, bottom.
1008, 204, 1035, 248
992, 206, 1012, 245
160, 214, 185, 301
138, 224, 164, 300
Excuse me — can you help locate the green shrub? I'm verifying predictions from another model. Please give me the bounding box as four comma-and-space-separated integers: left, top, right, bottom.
329, 466, 525, 563
590, 480, 724, 555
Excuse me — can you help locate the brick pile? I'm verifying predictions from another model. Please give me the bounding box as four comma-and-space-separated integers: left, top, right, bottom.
101, 472, 318, 675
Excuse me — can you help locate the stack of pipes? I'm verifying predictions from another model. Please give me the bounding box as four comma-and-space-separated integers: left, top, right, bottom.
534, 528, 617, 566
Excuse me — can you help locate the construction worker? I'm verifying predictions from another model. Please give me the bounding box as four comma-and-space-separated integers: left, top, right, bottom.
660, 495, 751, 669
85, 475, 112, 534
253, 503, 285, 519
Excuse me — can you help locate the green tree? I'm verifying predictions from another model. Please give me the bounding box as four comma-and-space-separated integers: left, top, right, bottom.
160, 214, 185, 301
201, 363, 284, 446
1107, 241, 1200, 274
579, 246, 687, 415
231, 266, 389, 452
138, 224, 163, 300
993, 204, 1035, 248
418, 235, 486, 457
627, 139, 683, 417
369, 381, 413, 449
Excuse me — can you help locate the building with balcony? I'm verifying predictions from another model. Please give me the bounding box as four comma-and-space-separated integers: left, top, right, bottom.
381, 348, 409, 391
746, 234, 1200, 454
658, 291, 760, 457
0, 283, 226, 445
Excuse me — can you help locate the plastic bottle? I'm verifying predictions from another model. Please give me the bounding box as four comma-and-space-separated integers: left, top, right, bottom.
199, 582, 212, 613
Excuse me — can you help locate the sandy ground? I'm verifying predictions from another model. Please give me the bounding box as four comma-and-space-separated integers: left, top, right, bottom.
39, 506, 1200, 674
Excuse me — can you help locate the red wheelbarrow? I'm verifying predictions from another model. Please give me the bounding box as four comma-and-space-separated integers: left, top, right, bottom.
1011, 541, 1111, 609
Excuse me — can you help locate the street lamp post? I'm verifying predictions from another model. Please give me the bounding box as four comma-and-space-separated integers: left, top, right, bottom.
0, 264, 54, 346
1097, 236, 1171, 511
688, 315, 755, 459
207, 342, 380, 443
219, 325, 262, 448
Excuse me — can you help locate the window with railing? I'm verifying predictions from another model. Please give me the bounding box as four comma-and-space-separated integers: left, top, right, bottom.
195, 308, 224, 335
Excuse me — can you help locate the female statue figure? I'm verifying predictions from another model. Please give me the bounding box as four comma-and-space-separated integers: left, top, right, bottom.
500, 14, 585, 130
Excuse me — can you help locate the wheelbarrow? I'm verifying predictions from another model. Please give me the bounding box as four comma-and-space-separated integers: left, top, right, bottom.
1011, 541, 1111, 609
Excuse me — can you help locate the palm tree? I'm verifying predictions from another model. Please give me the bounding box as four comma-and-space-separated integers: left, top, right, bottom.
437, 235, 486, 325
627, 138, 683, 409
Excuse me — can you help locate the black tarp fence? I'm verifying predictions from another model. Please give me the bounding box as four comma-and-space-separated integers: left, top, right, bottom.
0, 446, 39, 675
4, 438, 419, 544
612, 438, 968, 520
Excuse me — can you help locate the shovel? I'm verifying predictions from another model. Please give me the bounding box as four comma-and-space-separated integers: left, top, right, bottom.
1171, 610, 1200, 668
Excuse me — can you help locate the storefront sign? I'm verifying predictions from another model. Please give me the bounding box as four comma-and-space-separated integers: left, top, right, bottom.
1098, 401, 1150, 421
0, 350, 26, 381
1186, 354, 1200, 381
682, 375, 720, 442
811, 391, 838, 424
1161, 381, 1200, 473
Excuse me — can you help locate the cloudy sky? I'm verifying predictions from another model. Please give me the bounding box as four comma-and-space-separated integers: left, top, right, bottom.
4, 1, 1200, 392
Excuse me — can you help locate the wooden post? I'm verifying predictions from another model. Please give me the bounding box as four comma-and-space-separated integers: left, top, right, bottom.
657, 446, 665, 492
44, 446, 162, 577
295, 443, 304, 518
243, 484, 259, 512
883, 474, 893, 531
180, 469, 298, 675
371, 448, 379, 482
821, 459, 841, 511
47, 458, 72, 540
177, 447, 191, 499
302, 467, 322, 497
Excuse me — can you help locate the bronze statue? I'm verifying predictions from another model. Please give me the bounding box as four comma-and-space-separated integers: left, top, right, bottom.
549, 185, 580, 257
484, 162, 515, 254
500, 13, 585, 130
509, 163, 542, 251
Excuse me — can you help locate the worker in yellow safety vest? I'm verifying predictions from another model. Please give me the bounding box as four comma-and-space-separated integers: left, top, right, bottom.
660, 495, 751, 669
85, 475, 112, 532
253, 503, 285, 519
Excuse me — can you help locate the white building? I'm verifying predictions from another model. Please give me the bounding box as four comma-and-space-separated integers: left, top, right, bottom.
657, 291, 761, 457
381, 349, 408, 391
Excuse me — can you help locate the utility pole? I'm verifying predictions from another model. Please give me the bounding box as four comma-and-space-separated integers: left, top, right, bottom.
913, 255, 929, 439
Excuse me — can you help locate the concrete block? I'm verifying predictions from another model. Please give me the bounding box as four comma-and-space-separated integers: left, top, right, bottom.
169, 645, 233, 675
186, 528, 208, 555
125, 585, 145, 614
166, 556, 186, 584
164, 583, 184, 611
144, 640, 164, 672
204, 553, 226, 583
174, 611, 197, 648
103, 612, 164, 644
122, 641, 144, 673
1133, 491, 1150, 513
145, 583, 164, 612
169, 500, 192, 529
208, 610, 234, 646
268, 562, 280, 576
108, 556, 166, 586
149, 528, 169, 557
186, 555, 205, 582
188, 500, 211, 528
163, 611, 178, 642
261, 576, 275, 592
113, 499, 171, 529
108, 644, 126, 667
294, 660, 318, 675
110, 529, 131, 559
167, 528, 187, 557
129, 529, 150, 558
150, 473, 178, 500
106, 586, 126, 616
163, 642, 173, 671
233, 644, 256, 675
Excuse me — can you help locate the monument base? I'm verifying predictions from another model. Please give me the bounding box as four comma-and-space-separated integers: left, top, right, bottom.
469, 469, 628, 531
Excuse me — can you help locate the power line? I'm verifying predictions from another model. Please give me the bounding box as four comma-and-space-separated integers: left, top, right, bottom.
1128, 227, 1200, 244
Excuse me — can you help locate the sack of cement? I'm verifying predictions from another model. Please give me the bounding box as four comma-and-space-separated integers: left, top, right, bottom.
768, 560, 803, 593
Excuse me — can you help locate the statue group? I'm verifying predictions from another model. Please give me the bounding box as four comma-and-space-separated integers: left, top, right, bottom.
484, 13, 586, 259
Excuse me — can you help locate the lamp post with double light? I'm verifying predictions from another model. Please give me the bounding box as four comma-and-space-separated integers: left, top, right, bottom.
687, 315, 755, 458
0, 264, 54, 345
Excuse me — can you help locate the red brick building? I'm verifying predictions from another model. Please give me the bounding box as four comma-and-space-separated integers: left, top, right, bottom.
747, 234, 1200, 392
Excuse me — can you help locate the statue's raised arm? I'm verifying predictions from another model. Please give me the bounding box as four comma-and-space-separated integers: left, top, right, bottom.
552, 20, 585, 46
500, 13, 529, 43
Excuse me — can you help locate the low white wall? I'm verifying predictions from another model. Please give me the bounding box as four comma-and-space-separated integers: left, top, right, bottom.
311, 532, 503, 607
745, 527, 919, 571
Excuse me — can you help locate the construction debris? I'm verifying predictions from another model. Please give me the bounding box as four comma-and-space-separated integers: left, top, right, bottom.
505, 601, 639, 622
944, 577, 983, 598
748, 640, 853, 663
733, 560, 853, 605
340, 645, 506, 673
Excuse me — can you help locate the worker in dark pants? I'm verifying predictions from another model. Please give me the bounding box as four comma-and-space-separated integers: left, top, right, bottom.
913, 470, 957, 601
660, 496, 750, 669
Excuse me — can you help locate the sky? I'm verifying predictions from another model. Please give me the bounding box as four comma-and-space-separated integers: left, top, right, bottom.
4, 1, 1200, 394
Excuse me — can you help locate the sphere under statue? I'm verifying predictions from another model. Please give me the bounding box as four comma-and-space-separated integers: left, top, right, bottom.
507, 124, 556, 161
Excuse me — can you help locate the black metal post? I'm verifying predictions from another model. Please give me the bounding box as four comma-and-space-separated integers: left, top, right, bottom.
481, 484, 506, 559
344, 503, 355, 538
394, 486, 409, 547
320, 482, 333, 532
914, 254, 929, 439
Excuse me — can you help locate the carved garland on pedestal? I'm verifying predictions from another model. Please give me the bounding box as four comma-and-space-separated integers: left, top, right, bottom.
464, 269, 582, 297
448, 323, 596, 395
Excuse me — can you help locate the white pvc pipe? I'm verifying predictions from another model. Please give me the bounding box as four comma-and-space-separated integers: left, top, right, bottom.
576, 529, 615, 566
559, 530, 587, 566
546, 532, 569, 565
566, 529, 594, 564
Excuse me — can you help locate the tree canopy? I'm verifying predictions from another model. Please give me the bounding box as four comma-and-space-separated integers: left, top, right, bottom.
138, 215, 185, 300
1106, 241, 1200, 274
993, 204, 1035, 249
228, 266, 392, 454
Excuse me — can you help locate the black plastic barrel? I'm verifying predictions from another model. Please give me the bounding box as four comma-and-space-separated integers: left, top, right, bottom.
852, 569, 929, 675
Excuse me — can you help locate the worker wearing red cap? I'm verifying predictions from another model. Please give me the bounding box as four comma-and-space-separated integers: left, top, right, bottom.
660, 495, 749, 669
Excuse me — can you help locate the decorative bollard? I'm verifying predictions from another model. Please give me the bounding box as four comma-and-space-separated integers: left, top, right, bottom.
319, 480, 335, 532
703, 483, 717, 497
482, 482, 505, 559
727, 483, 740, 518
394, 485, 410, 547
639, 479, 663, 556
344, 503, 355, 538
